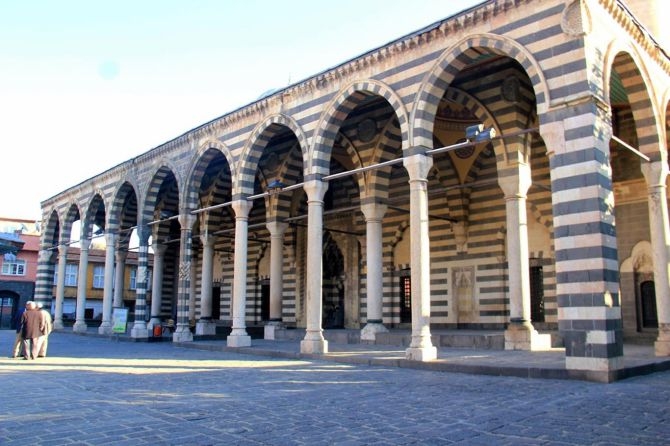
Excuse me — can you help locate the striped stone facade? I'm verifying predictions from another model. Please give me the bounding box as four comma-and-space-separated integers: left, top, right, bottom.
37, 0, 670, 376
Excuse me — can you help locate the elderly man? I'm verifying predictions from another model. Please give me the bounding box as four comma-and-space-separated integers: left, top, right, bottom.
20, 301, 46, 360
37, 303, 53, 357
10, 301, 29, 358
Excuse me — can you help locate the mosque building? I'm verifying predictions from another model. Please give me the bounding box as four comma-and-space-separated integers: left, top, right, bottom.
37, 0, 670, 381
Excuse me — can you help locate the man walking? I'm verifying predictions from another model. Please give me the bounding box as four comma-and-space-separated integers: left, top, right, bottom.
37, 303, 52, 357
21, 301, 45, 360
10, 301, 28, 358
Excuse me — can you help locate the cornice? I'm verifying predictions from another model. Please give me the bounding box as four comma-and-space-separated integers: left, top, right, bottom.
598, 0, 670, 73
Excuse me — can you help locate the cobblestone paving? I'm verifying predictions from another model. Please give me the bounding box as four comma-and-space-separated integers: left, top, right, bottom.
0, 331, 668, 445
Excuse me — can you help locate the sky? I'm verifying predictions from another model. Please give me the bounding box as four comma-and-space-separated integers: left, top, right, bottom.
0, 0, 483, 222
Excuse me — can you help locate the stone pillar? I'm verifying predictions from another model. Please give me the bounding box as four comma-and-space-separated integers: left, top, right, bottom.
130, 225, 150, 339
265, 221, 288, 340
499, 164, 549, 350
98, 232, 117, 335
228, 199, 253, 347
360, 202, 389, 342
33, 244, 56, 309
53, 245, 68, 330
148, 243, 167, 329
173, 213, 195, 342
113, 250, 127, 308
189, 255, 197, 325
196, 234, 217, 336
73, 237, 90, 333
300, 179, 329, 354
641, 161, 670, 356
403, 152, 437, 361
541, 111, 623, 379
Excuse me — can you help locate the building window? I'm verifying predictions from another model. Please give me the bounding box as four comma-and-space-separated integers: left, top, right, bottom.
1, 258, 25, 276
93, 265, 105, 289
130, 267, 137, 290
65, 263, 78, 287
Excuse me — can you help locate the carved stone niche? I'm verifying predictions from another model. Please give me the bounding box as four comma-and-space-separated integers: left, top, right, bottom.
452, 266, 476, 324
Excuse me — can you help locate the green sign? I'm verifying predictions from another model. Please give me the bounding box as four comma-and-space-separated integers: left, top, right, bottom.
111, 308, 129, 334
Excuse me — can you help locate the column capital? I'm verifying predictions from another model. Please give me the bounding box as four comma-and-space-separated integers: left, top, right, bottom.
231, 199, 253, 218
266, 221, 289, 236
361, 202, 388, 222
178, 213, 196, 231
641, 160, 669, 187
498, 163, 532, 198
79, 238, 91, 251
199, 233, 216, 247
58, 244, 68, 256
403, 152, 433, 180
105, 232, 117, 246
152, 242, 168, 256
539, 120, 566, 159
303, 179, 328, 202
115, 249, 128, 262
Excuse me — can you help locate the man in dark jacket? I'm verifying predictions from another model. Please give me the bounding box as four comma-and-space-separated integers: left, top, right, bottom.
21, 301, 45, 360
10, 302, 27, 358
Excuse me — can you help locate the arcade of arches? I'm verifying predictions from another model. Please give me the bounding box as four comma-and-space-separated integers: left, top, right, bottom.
37, 0, 670, 378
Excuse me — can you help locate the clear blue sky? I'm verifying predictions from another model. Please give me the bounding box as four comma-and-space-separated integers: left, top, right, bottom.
0, 0, 483, 221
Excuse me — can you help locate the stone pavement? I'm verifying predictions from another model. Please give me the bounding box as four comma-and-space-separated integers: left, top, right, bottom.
181, 330, 670, 383
1, 330, 669, 446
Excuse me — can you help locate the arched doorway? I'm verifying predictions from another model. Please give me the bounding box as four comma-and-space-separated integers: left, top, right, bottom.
322, 231, 344, 329
0, 291, 19, 329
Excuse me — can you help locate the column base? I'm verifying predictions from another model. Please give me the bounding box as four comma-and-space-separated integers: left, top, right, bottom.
173, 326, 193, 342
300, 338, 328, 354
655, 323, 670, 356
264, 321, 285, 340
504, 320, 551, 351
405, 346, 437, 361
72, 321, 88, 333
227, 334, 251, 347
98, 322, 112, 335
360, 322, 388, 343
53, 319, 64, 330
195, 319, 217, 336
131, 324, 149, 339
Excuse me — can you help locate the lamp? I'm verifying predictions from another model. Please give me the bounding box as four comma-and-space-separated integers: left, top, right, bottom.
476, 127, 496, 142
465, 124, 496, 142
267, 179, 284, 195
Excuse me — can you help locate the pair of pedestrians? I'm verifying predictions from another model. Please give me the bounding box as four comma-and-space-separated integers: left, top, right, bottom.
11, 301, 52, 360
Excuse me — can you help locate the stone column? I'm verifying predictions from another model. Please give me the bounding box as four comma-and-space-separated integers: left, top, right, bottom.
196, 234, 217, 335
33, 245, 56, 309
360, 202, 389, 342
98, 232, 117, 335
499, 164, 548, 350
113, 250, 127, 308
300, 179, 329, 354
53, 245, 68, 330
403, 152, 437, 361
131, 225, 149, 339
148, 243, 167, 329
265, 221, 288, 340
189, 255, 197, 325
541, 112, 623, 379
228, 199, 253, 347
73, 237, 90, 333
173, 213, 195, 342
641, 160, 670, 356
